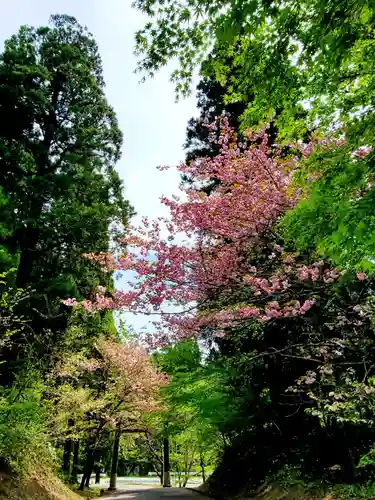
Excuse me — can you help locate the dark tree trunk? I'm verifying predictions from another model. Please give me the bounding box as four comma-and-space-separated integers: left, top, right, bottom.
70, 440, 79, 484
200, 454, 206, 483
85, 465, 93, 489
16, 226, 40, 287
79, 470, 86, 491
79, 448, 94, 491
109, 426, 121, 491
95, 465, 101, 484
62, 439, 73, 478
163, 437, 171, 487
62, 419, 74, 478
85, 449, 100, 489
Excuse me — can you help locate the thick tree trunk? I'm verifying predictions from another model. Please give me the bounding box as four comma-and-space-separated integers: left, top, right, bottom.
84, 448, 100, 489
108, 426, 121, 491
85, 466, 93, 488
79, 470, 86, 491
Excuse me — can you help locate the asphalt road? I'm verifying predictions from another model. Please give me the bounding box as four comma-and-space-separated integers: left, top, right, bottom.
104, 486, 207, 500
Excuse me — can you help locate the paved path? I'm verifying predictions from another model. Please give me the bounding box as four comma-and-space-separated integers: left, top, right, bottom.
103, 486, 207, 500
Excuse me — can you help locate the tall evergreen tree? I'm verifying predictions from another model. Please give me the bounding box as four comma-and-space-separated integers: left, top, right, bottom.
0, 15, 131, 372
184, 55, 246, 163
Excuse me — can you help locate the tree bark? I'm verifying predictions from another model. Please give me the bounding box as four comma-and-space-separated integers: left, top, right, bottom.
108, 426, 121, 491
62, 439, 73, 478
62, 419, 74, 478
200, 453, 206, 483
163, 437, 171, 487
79, 448, 94, 491
95, 466, 101, 484
86, 448, 101, 488
79, 468, 86, 490
70, 440, 79, 484
84, 465, 93, 488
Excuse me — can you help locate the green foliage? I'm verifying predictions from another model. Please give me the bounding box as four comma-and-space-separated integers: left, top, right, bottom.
0, 269, 29, 339
133, 0, 375, 269
0, 377, 54, 476
0, 14, 132, 374
133, 0, 375, 139
331, 482, 375, 499
154, 340, 233, 437
144, 341, 226, 485
270, 465, 305, 488
358, 446, 375, 470
281, 143, 375, 270
0, 15, 132, 492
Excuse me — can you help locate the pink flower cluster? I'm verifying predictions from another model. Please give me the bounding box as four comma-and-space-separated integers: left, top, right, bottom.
352, 145, 373, 159
65, 119, 341, 346
215, 299, 315, 325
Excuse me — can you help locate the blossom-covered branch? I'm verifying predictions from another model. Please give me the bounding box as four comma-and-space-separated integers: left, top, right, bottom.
63, 120, 348, 345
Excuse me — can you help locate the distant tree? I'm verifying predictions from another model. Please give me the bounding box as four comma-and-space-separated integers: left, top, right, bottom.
50, 338, 167, 489
184, 50, 246, 164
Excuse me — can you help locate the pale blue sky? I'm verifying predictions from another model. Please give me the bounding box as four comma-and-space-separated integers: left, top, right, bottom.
1, 0, 198, 333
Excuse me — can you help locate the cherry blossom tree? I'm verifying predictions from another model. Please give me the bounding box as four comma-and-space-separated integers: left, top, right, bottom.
51, 338, 168, 488
63, 120, 345, 346
52, 338, 168, 434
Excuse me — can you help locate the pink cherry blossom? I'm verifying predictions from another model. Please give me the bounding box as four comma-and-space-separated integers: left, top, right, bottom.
356, 272, 367, 281
65, 119, 340, 345
301, 300, 316, 312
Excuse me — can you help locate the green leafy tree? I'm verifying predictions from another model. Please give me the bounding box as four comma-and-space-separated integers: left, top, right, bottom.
0, 14, 132, 372
133, 0, 375, 140
153, 341, 225, 480
133, 0, 375, 268
280, 140, 375, 270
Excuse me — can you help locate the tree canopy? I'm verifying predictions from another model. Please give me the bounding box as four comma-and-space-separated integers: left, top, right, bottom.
0, 14, 133, 379
133, 0, 375, 270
